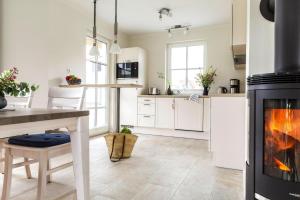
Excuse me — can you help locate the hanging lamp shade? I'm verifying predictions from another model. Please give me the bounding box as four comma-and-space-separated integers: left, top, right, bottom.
89, 43, 100, 57
110, 0, 121, 54
89, 0, 100, 57
110, 42, 121, 54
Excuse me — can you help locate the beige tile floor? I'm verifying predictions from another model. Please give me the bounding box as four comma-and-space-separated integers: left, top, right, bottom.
0, 134, 244, 200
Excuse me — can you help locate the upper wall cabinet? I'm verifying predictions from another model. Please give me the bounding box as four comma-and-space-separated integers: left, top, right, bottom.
232, 0, 247, 69
117, 47, 142, 63
232, 0, 247, 45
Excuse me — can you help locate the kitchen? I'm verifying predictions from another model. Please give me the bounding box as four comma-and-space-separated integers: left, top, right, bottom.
117, 0, 247, 170
0, 0, 249, 199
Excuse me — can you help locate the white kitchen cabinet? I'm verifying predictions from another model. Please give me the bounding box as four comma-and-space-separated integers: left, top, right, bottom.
232, 0, 247, 45
117, 47, 140, 63
210, 96, 245, 170
175, 98, 204, 131
137, 115, 155, 127
155, 98, 175, 129
138, 102, 155, 115
120, 88, 138, 127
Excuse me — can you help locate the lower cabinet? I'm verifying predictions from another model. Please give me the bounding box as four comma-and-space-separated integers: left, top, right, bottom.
137, 97, 205, 132
174, 98, 204, 131
137, 115, 155, 127
155, 98, 175, 129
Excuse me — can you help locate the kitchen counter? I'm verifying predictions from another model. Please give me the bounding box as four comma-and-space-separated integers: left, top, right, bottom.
138, 93, 245, 98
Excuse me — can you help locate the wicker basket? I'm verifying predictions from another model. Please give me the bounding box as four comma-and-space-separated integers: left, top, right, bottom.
104, 133, 138, 161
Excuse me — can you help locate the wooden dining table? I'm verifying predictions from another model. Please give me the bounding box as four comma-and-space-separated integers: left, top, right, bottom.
0, 108, 90, 200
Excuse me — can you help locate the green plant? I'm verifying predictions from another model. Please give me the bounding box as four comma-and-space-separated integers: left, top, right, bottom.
120, 127, 132, 134
195, 66, 217, 89
157, 72, 171, 86
0, 67, 39, 97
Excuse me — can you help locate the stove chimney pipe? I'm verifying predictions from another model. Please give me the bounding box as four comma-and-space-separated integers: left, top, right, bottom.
261, 0, 300, 73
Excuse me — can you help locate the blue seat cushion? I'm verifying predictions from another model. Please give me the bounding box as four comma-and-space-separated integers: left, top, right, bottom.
8, 133, 70, 148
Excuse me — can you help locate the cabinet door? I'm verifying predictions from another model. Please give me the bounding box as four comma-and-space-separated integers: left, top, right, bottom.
120, 89, 137, 127
117, 48, 139, 63
175, 98, 204, 131
155, 98, 175, 129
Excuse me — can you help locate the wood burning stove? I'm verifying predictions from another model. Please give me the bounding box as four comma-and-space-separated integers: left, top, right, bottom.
247, 0, 300, 199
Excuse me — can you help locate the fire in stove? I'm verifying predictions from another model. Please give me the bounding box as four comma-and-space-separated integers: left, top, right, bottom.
264, 108, 300, 182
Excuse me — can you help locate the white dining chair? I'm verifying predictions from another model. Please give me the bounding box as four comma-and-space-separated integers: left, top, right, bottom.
0, 92, 34, 177
1, 87, 86, 200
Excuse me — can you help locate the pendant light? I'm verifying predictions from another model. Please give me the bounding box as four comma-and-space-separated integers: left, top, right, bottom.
89, 0, 100, 57
110, 0, 121, 54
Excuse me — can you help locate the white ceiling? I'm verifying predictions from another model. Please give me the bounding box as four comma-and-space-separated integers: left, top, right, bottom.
69, 0, 232, 35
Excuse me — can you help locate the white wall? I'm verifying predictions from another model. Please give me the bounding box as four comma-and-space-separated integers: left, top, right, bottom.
247, 0, 274, 76
128, 24, 246, 94
0, 0, 129, 108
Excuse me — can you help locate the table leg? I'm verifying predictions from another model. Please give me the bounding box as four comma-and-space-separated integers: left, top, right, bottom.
70, 116, 90, 200
116, 88, 120, 133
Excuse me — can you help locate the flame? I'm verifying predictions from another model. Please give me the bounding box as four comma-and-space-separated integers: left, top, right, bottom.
265, 108, 300, 151
274, 158, 291, 172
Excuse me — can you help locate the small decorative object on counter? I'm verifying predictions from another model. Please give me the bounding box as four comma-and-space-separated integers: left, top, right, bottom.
66, 74, 82, 85
104, 126, 138, 162
167, 85, 173, 95
0, 67, 39, 109
195, 66, 217, 96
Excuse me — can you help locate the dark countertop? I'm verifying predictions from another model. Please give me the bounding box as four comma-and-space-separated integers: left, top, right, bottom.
0, 108, 89, 126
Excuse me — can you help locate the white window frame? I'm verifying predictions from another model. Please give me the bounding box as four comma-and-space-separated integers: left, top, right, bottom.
167, 40, 207, 92
86, 36, 110, 135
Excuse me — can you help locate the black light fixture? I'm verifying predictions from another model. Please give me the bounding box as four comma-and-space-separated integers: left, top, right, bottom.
110, 0, 121, 54
89, 0, 100, 57
158, 8, 172, 21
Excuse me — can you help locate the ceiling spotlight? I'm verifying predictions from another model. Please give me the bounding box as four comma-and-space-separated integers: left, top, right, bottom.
158, 8, 172, 21
167, 25, 191, 37
168, 29, 172, 38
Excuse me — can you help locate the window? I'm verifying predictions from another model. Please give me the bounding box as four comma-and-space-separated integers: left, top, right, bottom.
86, 37, 109, 133
167, 41, 207, 90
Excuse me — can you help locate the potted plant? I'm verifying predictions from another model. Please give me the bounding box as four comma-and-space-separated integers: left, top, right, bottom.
157, 72, 173, 95
0, 67, 39, 109
104, 126, 138, 162
195, 66, 217, 95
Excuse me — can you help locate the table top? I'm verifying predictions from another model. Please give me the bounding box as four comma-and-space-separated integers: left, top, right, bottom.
59, 84, 143, 89
0, 108, 89, 126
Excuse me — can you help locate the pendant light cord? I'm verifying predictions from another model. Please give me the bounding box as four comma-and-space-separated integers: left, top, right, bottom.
114, 0, 118, 43
93, 0, 97, 43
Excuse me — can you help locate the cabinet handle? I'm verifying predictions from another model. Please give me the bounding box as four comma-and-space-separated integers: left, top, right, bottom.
144, 104, 151, 106
143, 116, 151, 118
144, 99, 151, 102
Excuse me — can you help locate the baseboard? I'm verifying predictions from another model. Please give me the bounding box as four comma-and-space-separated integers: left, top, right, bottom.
133, 127, 209, 140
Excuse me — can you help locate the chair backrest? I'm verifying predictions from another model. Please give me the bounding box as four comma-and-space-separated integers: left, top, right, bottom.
47, 87, 85, 110
6, 92, 34, 109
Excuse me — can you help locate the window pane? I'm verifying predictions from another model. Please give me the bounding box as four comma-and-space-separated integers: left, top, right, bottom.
96, 65, 107, 84
188, 45, 204, 69
188, 69, 202, 89
170, 47, 186, 69
85, 88, 96, 108
171, 70, 186, 89
86, 62, 95, 84
88, 109, 95, 129
97, 88, 107, 107
97, 108, 107, 127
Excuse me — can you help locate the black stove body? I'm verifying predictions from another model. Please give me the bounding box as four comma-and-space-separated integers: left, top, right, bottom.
247, 0, 300, 199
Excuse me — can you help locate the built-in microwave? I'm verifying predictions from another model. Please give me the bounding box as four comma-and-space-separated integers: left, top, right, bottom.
116, 62, 139, 79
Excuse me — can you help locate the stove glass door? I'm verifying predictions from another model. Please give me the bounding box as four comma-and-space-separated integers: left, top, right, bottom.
264, 99, 300, 182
